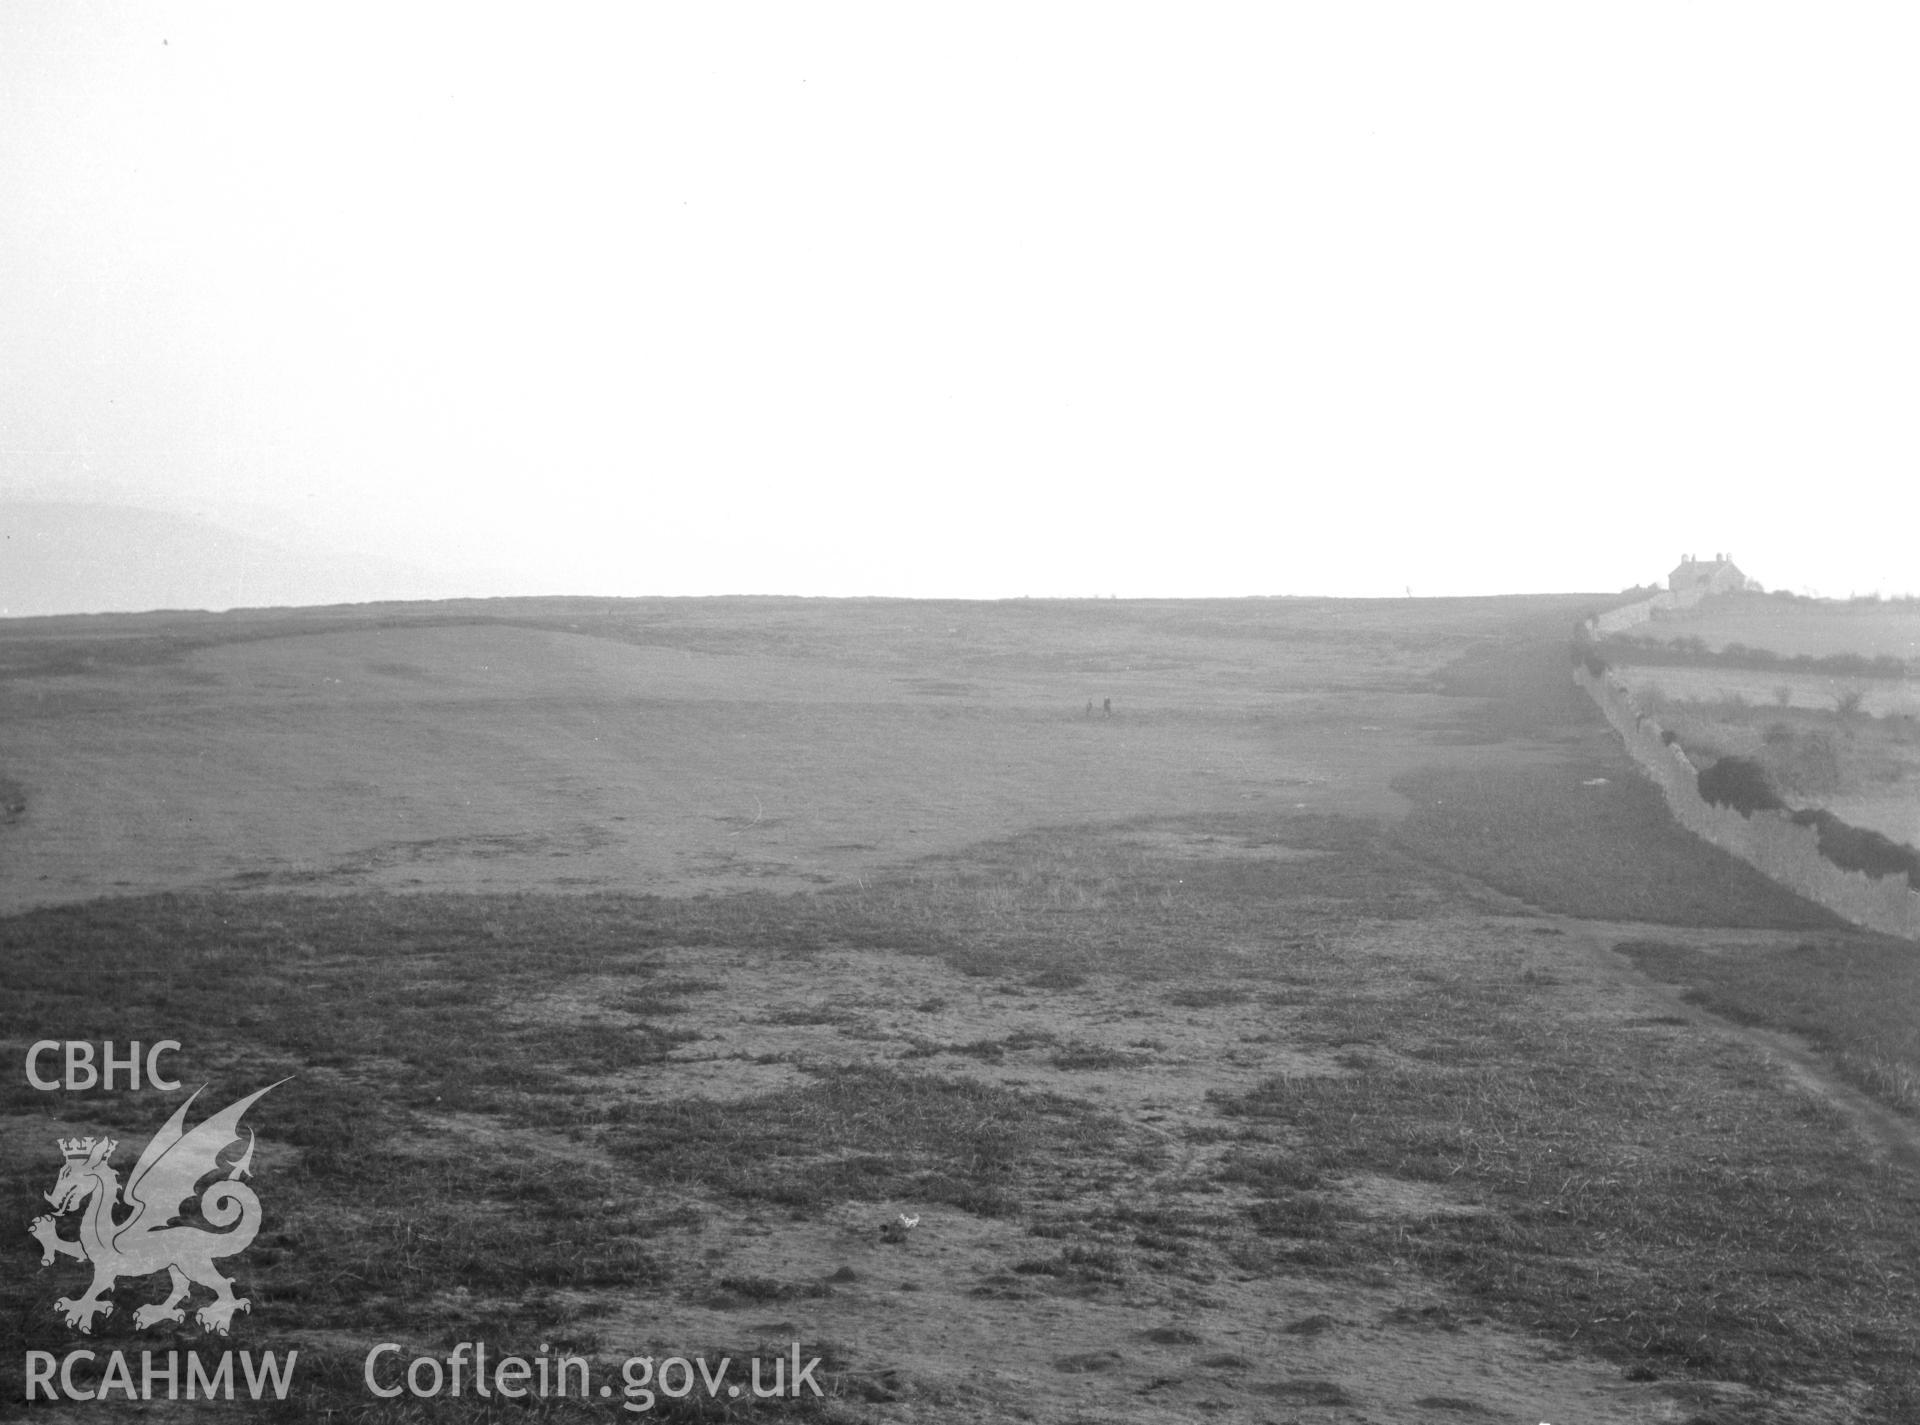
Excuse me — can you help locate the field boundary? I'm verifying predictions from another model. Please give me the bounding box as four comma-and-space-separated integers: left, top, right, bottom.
1573, 659, 1920, 940
1578, 588, 1920, 941
1588, 583, 1711, 635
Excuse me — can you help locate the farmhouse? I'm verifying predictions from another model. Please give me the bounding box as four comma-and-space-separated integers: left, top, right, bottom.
1669, 553, 1759, 596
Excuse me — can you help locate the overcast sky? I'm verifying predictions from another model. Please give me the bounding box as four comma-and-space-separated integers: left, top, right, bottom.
3, 5, 1916, 613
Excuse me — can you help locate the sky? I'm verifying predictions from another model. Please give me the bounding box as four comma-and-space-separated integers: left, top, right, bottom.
2, 4, 1916, 614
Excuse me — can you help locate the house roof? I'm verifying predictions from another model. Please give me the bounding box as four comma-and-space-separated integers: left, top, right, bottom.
1669, 557, 1748, 591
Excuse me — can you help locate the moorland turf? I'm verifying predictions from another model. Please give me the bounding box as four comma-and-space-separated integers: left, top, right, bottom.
1625, 935, 1920, 1117
3, 598, 1916, 1421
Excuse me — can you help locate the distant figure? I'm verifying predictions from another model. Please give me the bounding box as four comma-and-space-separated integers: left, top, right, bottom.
1085, 699, 1094, 717
1103, 698, 1112, 718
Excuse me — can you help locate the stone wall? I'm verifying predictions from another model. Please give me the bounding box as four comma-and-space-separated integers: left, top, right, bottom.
1589, 587, 1707, 636
1574, 663, 1920, 941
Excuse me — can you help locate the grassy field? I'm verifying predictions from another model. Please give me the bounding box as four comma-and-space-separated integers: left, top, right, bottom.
1624, 591, 1920, 664
0, 594, 1589, 911
1615, 673, 1920, 849
1588, 592, 1920, 850
1616, 663, 1920, 720
4, 594, 1918, 1422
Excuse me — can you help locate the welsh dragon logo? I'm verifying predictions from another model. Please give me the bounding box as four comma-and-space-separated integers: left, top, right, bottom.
30, 1081, 285, 1336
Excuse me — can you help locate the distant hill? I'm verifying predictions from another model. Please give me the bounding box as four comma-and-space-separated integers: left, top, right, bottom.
0, 501, 471, 616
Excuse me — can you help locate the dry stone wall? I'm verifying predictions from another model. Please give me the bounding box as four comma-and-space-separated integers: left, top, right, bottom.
1589, 587, 1707, 635
1574, 659, 1920, 941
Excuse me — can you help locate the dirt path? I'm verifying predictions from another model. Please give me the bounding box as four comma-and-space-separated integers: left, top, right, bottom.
1557, 915, 1920, 1176
1390, 816, 1920, 1179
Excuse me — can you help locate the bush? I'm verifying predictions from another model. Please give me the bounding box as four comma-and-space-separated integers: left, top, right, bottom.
1570, 634, 1607, 677
1789, 809, 1920, 889
1697, 757, 1786, 816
